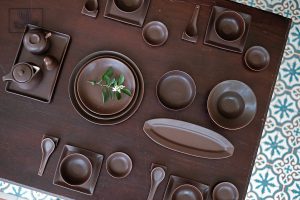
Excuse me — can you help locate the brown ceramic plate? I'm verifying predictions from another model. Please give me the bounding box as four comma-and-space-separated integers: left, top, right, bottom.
163, 175, 209, 200
69, 51, 144, 125
212, 182, 239, 200
244, 46, 270, 71
143, 118, 234, 159
76, 57, 136, 115
171, 184, 203, 200
106, 152, 132, 179
156, 70, 196, 111
53, 145, 104, 195
142, 21, 169, 47
207, 80, 257, 130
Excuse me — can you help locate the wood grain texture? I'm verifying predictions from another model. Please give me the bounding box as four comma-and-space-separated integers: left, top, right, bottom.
0, 0, 291, 199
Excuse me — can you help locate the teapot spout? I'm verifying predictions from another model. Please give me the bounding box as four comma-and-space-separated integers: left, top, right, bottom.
32, 65, 41, 74
2, 72, 13, 82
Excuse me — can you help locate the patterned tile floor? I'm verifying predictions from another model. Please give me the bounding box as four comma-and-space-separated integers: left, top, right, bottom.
1, 0, 300, 199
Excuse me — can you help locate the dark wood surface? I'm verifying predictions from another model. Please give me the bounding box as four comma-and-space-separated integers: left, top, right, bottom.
0, 0, 291, 199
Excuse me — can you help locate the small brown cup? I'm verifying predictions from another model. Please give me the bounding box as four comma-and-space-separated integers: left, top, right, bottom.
106, 152, 132, 179
171, 184, 203, 200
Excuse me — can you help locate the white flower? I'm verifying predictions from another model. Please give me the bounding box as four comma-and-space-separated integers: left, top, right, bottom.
112, 85, 125, 93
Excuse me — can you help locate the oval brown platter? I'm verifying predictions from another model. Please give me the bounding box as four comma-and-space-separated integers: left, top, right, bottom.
142, 21, 168, 47
143, 118, 234, 159
244, 46, 270, 71
156, 70, 196, 111
171, 184, 203, 200
212, 182, 239, 200
69, 51, 144, 125
214, 11, 245, 42
76, 57, 136, 115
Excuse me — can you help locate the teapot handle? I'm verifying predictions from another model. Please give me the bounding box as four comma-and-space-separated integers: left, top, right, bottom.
2, 72, 13, 82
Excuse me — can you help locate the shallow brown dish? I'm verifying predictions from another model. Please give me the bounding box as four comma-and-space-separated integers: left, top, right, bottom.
142, 21, 169, 47
163, 175, 209, 200
156, 70, 196, 110
204, 6, 251, 53
244, 46, 270, 71
106, 152, 132, 179
114, 0, 143, 12
59, 153, 92, 186
76, 57, 136, 115
207, 80, 257, 130
171, 184, 203, 200
53, 145, 104, 195
212, 182, 239, 200
69, 51, 144, 125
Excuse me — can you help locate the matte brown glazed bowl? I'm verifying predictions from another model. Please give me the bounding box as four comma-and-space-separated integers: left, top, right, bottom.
244, 46, 270, 71
106, 152, 132, 179
142, 21, 168, 47
59, 153, 92, 186
157, 70, 196, 111
76, 57, 136, 115
114, 0, 143, 12
207, 80, 257, 130
212, 182, 239, 200
171, 184, 203, 200
214, 11, 245, 41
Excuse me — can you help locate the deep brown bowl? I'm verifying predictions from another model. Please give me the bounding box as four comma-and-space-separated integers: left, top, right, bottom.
207, 80, 257, 130
142, 21, 168, 47
106, 152, 132, 179
244, 46, 270, 71
114, 0, 143, 12
76, 57, 136, 115
171, 184, 203, 200
214, 11, 245, 42
212, 182, 239, 200
157, 70, 196, 111
59, 153, 92, 186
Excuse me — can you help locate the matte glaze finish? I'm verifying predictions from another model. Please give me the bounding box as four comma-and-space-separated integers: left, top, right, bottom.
0, 0, 291, 199
38, 138, 56, 176
143, 118, 234, 159
171, 184, 203, 200
142, 21, 169, 47
147, 167, 166, 200
81, 0, 99, 18
106, 152, 132, 178
212, 182, 239, 200
23, 29, 51, 54
244, 46, 270, 71
182, 5, 200, 43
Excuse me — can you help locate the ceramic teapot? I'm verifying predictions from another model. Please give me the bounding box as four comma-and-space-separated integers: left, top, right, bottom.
23, 29, 51, 54
2, 63, 42, 90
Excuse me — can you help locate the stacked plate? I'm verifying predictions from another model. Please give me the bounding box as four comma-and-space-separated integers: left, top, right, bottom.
69, 51, 144, 125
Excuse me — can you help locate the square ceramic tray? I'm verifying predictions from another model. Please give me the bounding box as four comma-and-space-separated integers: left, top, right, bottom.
104, 0, 151, 27
53, 145, 104, 195
5, 24, 70, 103
204, 6, 251, 53
163, 175, 209, 200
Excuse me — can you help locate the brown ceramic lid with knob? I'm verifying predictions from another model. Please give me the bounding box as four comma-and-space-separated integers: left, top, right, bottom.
207, 80, 257, 130
12, 63, 33, 83
212, 182, 239, 200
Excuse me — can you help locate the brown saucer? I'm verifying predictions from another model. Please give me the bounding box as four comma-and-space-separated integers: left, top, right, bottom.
215, 11, 245, 41
142, 21, 168, 47
244, 46, 270, 71
60, 153, 92, 186
106, 152, 132, 179
157, 70, 196, 110
207, 80, 257, 130
171, 184, 203, 200
212, 182, 239, 200
76, 57, 136, 115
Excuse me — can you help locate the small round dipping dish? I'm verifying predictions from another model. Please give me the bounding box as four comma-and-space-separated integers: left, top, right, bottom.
207, 80, 257, 130
76, 57, 136, 115
212, 182, 239, 200
59, 153, 92, 186
157, 70, 196, 111
214, 11, 245, 41
106, 152, 132, 179
171, 184, 203, 200
142, 21, 168, 47
244, 46, 270, 71
114, 0, 143, 12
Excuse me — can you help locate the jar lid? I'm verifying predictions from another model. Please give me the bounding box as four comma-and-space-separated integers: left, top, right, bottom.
12, 64, 32, 83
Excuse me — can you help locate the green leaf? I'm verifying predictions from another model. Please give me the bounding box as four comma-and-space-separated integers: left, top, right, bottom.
102, 89, 109, 103
102, 75, 110, 84
88, 80, 96, 86
121, 88, 132, 96
102, 67, 113, 79
116, 92, 121, 100
118, 74, 125, 85
109, 78, 116, 86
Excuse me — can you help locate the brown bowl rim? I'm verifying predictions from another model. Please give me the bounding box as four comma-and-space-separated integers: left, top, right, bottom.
105, 152, 133, 179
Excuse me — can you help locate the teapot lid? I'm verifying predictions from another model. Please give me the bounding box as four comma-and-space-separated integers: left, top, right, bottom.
12, 64, 32, 83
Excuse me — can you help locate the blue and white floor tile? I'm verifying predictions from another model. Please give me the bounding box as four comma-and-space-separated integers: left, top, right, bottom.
0, 0, 299, 199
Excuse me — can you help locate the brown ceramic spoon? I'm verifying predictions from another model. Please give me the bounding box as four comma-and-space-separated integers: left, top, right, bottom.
147, 167, 166, 200
38, 138, 55, 176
